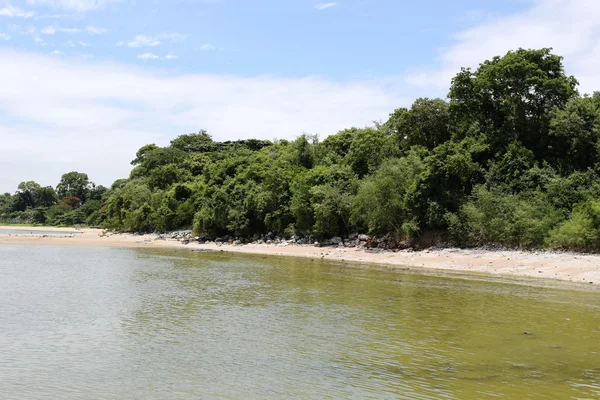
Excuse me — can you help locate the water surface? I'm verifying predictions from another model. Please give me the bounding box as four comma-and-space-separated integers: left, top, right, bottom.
1, 245, 599, 399
0, 228, 81, 235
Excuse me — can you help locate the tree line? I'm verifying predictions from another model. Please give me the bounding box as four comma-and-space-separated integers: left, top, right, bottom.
3, 48, 600, 251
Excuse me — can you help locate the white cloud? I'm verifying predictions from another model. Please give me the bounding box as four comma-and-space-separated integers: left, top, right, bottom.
25, 0, 121, 12
118, 35, 160, 48
0, 33, 10, 40
117, 33, 186, 48
159, 32, 188, 41
84, 25, 105, 34
8, 24, 36, 35
403, 0, 600, 96
50, 49, 63, 55
136, 53, 177, 61
65, 39, 88, 47
199, 43, 216, 51
0, 4, 35, 17
136, 52, 160, 60
41, 25, 56, 34
314, 2, 337, 10
0, 49, 406, 191
59, 27, 80, 33
33, 35, 45, 45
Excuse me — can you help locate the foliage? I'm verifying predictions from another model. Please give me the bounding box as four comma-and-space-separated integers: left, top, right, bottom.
7, 48, 600, 252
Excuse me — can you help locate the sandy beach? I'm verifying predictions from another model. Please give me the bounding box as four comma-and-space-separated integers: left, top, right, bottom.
1, 225, 599, 286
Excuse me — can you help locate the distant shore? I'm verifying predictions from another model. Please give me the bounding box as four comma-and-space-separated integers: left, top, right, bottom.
1, 225, 599, 286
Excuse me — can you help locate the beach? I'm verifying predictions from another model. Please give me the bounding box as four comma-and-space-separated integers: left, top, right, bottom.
1, 226, 599, 286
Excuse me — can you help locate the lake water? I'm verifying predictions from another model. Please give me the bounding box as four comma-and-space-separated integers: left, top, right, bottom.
1, 245, 599, 399
0, 228, 81, 235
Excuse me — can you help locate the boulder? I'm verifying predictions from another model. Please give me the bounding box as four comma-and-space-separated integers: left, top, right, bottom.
330, 236, 343, 245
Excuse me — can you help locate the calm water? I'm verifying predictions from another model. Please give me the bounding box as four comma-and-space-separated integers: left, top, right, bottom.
0, 228, 81, 235
1, 245, 599, 399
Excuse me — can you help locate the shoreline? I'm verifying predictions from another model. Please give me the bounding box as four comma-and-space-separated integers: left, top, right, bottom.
1, 226, 599, 287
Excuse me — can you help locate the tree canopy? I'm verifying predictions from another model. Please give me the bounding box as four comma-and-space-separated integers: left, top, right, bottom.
4, 48, 600, 252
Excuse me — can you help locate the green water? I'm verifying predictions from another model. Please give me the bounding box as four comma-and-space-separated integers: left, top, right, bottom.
0, 245, 599, 399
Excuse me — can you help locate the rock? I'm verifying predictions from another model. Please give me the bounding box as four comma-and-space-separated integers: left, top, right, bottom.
233, 240, 242, 245
358, 234, 369, 241
330, 237, 343, 245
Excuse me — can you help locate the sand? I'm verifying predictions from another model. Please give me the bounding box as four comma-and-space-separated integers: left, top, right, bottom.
1, 226, 599, 286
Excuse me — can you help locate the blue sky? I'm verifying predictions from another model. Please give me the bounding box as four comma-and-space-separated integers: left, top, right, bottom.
0, 0, 599, 191
2, 0, 531, 78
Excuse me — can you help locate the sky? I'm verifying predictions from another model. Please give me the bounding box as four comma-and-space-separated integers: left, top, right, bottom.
1, 0, 600, 192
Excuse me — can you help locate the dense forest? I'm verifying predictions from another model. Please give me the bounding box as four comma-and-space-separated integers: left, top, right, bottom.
3, 48, 600, 251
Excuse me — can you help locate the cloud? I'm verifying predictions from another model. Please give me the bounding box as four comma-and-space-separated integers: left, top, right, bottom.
0, 4, 35, 17
117, 33, 186, 48
8, 24, 36, 35
24, 0, 121, 12
118, 35, 160, 48
136, 52, 177, 61
314, 2, 337, 10
199, 43, 215, 51
158, 32, 188, 42
38, 26, 105, 35
41, 25, 56, 34
84, 25, 105, 34
0, 33, 10, 40
136, 52, 159, 60
59, 27, 79, 33
66, 39, 88, 46
33, 35, 45, 45
403, 0, 600, 96
50, 49, 63, 55
0, 49, 406, 191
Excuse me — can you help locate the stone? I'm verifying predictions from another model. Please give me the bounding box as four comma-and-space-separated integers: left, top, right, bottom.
330, 236, 342, 245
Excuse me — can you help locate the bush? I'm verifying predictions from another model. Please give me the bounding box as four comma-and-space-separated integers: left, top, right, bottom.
448, 187, 564, 248
547, 198, 600, 250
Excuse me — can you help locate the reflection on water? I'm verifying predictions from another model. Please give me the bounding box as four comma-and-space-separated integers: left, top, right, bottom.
0, 245, 599, 399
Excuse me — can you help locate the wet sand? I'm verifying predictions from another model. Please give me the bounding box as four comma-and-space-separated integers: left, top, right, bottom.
1, 226, 599, 286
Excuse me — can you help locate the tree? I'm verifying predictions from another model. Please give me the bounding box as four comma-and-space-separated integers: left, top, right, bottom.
385, 98, 451, 151
35, 186, 58, 207
549, 92, 600, 172
352, 152, 425, 237
346, 127, 395, 177
449, 48, 578, 159
13, 181, 41, 211
56, 172, 92, 203
170, 130, 215, 153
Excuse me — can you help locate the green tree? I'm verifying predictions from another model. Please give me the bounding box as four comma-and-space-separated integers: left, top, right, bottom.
549, 92, 600, 172
56, 172, 92, 203
385, 98, 451, 151
449, 48, 578, 159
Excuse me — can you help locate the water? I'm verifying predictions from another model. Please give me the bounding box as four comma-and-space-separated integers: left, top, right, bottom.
0, 228, 81, 235
1, 245, 599, 399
